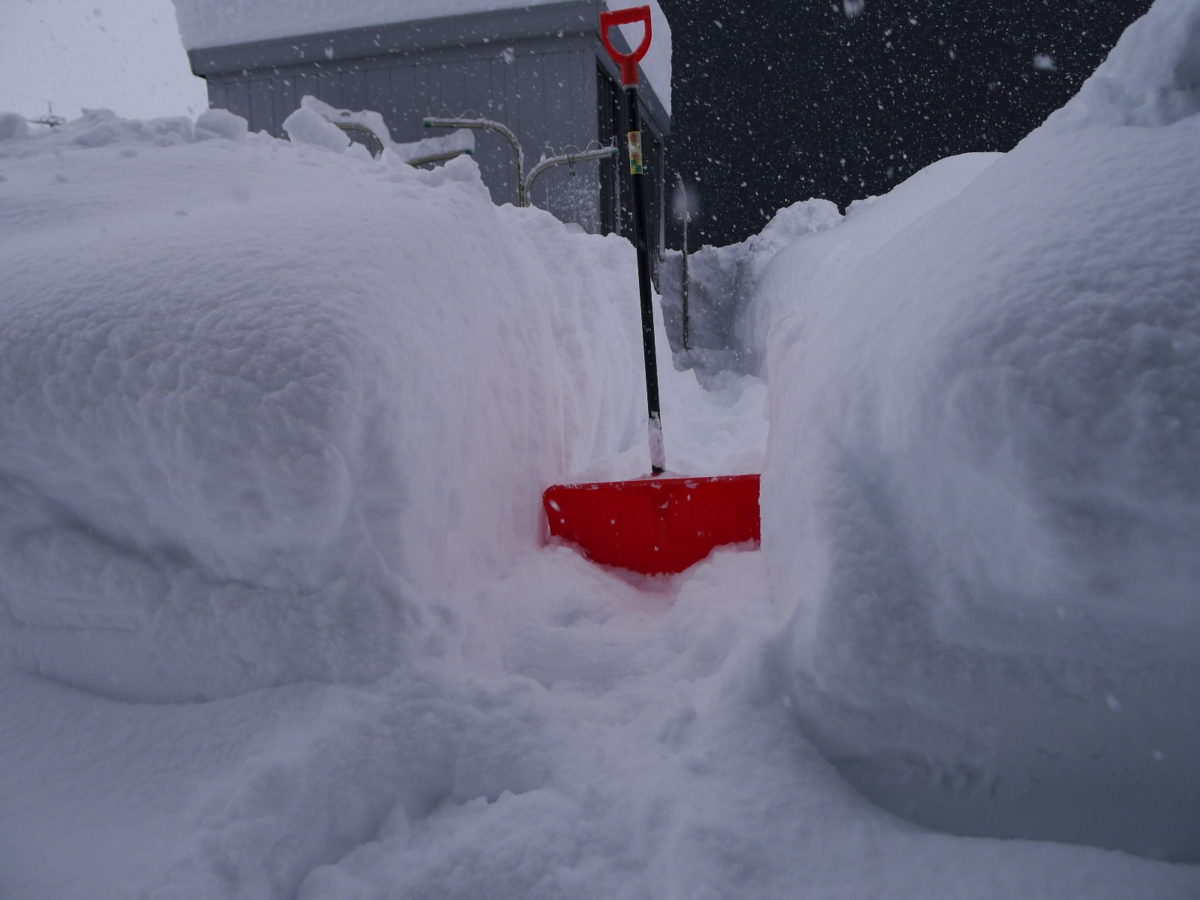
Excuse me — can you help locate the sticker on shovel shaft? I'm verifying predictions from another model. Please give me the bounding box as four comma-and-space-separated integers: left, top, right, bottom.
627, 130, 645, 175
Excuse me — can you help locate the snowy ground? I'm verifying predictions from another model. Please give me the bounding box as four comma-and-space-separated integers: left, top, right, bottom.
2, 1, 1200, 896
13, 544, 1196, 899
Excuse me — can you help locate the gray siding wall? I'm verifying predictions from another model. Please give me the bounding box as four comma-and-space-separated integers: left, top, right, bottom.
191, 2, 668, 236
206, 40, 603, 230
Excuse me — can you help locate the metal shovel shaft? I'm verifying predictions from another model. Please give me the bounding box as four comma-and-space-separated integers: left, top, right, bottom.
624, 85, 666, 475
600, 5, 664, 475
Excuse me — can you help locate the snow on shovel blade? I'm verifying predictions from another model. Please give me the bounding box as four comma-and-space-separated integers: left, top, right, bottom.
543, 474, 761, 575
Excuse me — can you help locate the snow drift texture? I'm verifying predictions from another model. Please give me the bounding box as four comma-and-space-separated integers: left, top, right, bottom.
0, 1, 1198, 894
0, 109, 646, 702
658, 198, 842, 379
763, 0, 1200, 861
0, 108, 774, 900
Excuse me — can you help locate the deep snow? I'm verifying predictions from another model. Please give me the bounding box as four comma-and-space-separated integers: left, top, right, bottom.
0, 0, 1198, 895
763, 0, 1200, 862
0, 108, 656, 701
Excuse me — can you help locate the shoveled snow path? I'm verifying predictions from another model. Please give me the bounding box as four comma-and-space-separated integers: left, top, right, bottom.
5, 377, 1191, 900
289, 546, 1199, 900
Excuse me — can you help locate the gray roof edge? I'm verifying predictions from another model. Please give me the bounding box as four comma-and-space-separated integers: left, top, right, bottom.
187, 0, 601, 74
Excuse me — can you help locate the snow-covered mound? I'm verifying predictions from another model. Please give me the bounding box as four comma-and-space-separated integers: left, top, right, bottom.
763, 0, 1200, 861
1038, 0, 1200, 133
659, 198, 842, 378
284, 95, 476, 163
0, 91, 1197, 900
0, 108, 646, 701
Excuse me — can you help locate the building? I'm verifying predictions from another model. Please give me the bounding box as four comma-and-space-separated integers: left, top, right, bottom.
658, 0, 1153, 246
178, 0, 671, 241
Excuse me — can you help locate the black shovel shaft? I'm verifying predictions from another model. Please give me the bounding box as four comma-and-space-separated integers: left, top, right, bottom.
624, 85, 666, 475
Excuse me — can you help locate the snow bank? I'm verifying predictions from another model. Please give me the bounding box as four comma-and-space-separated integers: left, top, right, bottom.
0, 87, 1197, 900
1037, 0, 1200, 133
171, 0, 672, 113
0, 659, 571, 899
290, 95, 476, 164
12, 544, 1193, 900
0, 107, 646, 702
763, 0, 1200, 861
0, 112, 29, 142
659, 198, 842, 378
282, 104, 351, 153
195, 107, 249, 142
658, 152, 998, 382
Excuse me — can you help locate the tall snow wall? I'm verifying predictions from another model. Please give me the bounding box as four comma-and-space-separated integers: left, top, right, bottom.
0, 111, 646, 701
762, 0, 1200, 862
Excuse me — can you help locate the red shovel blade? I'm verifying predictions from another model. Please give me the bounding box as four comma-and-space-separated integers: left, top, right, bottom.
543, 474, 761, 575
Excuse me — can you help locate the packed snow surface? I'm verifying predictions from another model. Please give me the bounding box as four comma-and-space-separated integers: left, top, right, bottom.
1, 0, 1198, 894
171, 0, 672, 113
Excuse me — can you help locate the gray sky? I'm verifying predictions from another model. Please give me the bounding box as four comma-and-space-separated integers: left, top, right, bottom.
0, 0, 207, 121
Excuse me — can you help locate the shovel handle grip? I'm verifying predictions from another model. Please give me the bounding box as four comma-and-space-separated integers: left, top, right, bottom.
600, 6, 653, 86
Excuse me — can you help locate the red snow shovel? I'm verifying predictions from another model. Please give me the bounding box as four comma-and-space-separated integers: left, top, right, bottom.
542, 6, 760, 576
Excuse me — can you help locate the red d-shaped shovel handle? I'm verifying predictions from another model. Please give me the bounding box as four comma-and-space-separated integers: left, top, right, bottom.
600, 6, 653, 87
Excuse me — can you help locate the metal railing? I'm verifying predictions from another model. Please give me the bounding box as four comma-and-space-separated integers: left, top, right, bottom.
331, 121, 386, 159
425, 117, 615, 210
524, 144, 617, 205
424, 116, 526, 204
